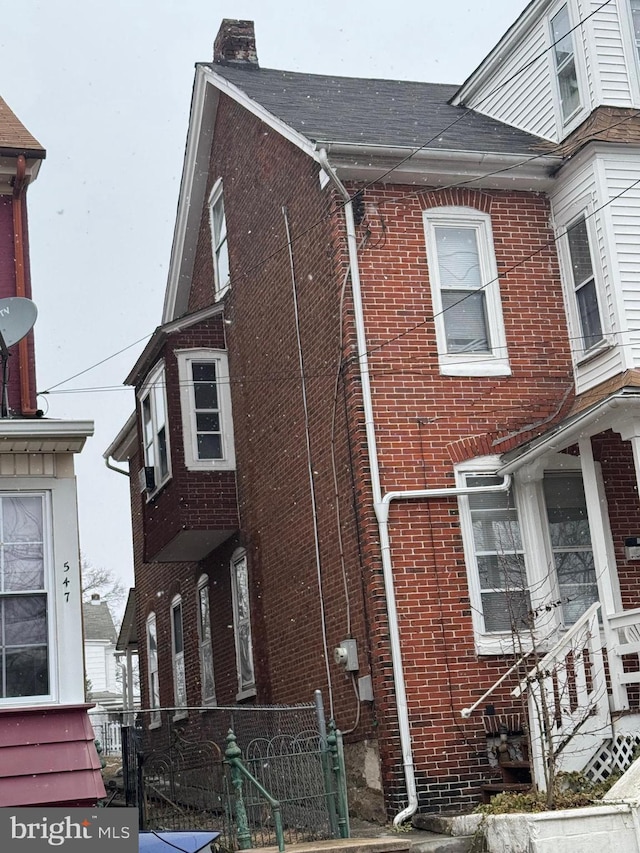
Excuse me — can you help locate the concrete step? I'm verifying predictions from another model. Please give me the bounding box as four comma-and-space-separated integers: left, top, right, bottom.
259, 834, 474, 853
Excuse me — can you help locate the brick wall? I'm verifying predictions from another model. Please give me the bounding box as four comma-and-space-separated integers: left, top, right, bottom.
130, 91, 621, 816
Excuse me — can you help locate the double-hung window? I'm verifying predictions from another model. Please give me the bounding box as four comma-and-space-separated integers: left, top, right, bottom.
458, 457, 606, 653
424, 208, 509, 376
460, 474, 531, 640
0, 494, 49, 700
231, 550, 255, 699
563, 214, 604, 355
171, 595, 187, 715
146, 613, 160, 726
140, 362, 171, 493
209, 179, 230, 300
177, 349, 235, 471
550, 4, 581, 123
197, 575, 216, 705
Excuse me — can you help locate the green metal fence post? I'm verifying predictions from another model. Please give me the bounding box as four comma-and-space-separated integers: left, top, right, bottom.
327, 721, 350, 838
225, 729, 253, 850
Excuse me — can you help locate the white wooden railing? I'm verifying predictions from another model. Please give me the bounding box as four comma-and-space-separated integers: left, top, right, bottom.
606, 606, 640, 710
512, 602, 610, 790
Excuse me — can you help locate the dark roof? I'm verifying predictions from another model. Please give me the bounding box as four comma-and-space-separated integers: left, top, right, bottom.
207, 64, 547, 155
0, 95, 45, 156
83, 599, 117, 643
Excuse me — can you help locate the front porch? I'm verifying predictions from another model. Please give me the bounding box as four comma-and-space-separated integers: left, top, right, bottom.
462, 383, 640, 792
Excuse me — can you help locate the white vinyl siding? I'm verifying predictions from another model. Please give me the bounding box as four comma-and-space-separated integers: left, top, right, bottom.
590, 0, 636, 105
463, 16, 558, 140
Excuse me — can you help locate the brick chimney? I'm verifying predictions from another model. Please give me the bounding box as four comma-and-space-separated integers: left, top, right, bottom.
213, 19, 259, 68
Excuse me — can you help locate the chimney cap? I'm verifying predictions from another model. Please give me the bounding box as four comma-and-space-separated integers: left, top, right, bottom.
213, 19, 259, 69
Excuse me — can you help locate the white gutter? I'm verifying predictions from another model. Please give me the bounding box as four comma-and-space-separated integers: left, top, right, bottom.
317, 147, 416, 825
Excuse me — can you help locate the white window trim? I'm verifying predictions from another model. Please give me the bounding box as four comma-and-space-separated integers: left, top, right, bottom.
0, 491, 55, 707
231, 549, 256, 700
197, 574, 216, 707
208, 178, 230, 300
620, 0, 640, 106
146, 612, 161, 728
423, 207, 510, 377
176, 348, 236, 472
555, 206, 609, 364
548, 1, 589, 137
139, 360, 172, 496
171, 594, 187, 719
457, 453, 618, 655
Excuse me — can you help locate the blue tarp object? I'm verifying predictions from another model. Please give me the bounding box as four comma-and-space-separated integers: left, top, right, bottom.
139, 830, 221, 852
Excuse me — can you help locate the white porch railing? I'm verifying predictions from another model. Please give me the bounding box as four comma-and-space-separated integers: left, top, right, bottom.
606, 606, 640, 709
512, 602, 610, 790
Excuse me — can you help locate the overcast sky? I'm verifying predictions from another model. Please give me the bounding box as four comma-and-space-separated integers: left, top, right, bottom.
0, 0, 530, 613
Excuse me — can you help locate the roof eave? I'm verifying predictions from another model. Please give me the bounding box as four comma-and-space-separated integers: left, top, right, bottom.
321, 142, 562, 190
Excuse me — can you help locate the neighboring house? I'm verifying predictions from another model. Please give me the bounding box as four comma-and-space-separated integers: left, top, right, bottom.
107, 2, 640, 819
83, 593, 119, 704
0, 97, 102, 806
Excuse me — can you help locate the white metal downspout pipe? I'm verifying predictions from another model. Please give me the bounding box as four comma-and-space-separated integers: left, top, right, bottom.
317, 148, 417, 825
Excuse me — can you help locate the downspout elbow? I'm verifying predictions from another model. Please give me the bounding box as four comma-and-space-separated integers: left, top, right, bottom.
104, 456, 129, 477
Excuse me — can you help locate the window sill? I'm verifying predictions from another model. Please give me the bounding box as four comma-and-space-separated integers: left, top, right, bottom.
172, 709, 188, 722
148, 719, 162, 730
235, 688, 257, 702
575, 339, 614, 367
184, 459, 236, 473
440, 358, 511, 378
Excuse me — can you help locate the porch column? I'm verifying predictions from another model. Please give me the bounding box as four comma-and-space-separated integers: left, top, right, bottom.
579, 436, 627, 709
615, 422, 640, 501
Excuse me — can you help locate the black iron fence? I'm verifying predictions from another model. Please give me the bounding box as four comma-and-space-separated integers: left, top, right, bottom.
118, 699, 348, 850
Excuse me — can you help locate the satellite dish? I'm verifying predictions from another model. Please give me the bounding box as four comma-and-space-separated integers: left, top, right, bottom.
0, 297, 37, 348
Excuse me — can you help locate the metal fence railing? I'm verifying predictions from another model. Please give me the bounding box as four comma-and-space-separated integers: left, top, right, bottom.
117, 695, 348, 850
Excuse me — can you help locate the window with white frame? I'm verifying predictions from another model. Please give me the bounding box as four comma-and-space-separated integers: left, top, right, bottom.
140, 362, 171, 493
171, 595, 187, 713
177, 349, 235, 471
550, 4, 581, 123
209, 179, 230, 299
0, 494, 50, 700
146, 613, 160, 726
457, 457, 606, 653
423, 208, 509, 376
563, 214, 604, 354
197, 575, 216, 705
231, 550, 255, 698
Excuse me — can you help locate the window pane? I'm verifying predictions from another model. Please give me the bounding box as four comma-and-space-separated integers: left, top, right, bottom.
197, 434, 222, 460
194, 383, 219, 411
212, 196, 226, 242
434, 226, 482, 290
200, 641, 216, 701
478, 554, 527, 589
198, 586, 211, 642
174, 654, 187, 706
482, 590, 531, 633
3, 595, 47, 645
193, 363, 217, 383
567, 218, 593, 285
196, 413, 220, 433
172, 605, 184, 654
5, 646, 48, 697
238, 622, 255, 690
576, 280, 603, 348
632, 0, 640, 52
158, 427, 168, 480
3, 497, 43, 543
216, 239, 230, 290
4, 545, 44, 591
441, 290, 490, 353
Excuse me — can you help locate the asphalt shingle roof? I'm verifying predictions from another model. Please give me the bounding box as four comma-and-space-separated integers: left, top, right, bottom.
0, 96, 44, 155
83, 599, 117, 643
207, 64, 547, 156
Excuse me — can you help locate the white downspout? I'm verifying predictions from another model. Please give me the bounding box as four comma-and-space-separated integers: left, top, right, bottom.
317, 148, 417, 825
317, 147, 513, 825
